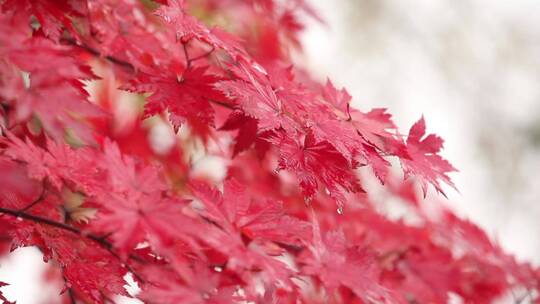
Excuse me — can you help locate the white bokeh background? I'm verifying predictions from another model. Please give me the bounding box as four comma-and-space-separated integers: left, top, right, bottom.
1, 1, 540, 303
300, 0, 540, 264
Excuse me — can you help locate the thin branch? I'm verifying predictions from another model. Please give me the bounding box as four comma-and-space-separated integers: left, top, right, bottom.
0, 206, 145, 283
190, 45, 215, 62
19, 184, 47, 212
63, 276, 77, 304
0, 206, 87, 236
61, 38, 231, 114
95, 231, 114, 242
182, 41, 192, 69
181, 41, 215, 68
68, 288, 76, 304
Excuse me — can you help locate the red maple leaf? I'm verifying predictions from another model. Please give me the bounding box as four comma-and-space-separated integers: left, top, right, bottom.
321, 79, 352, 120
1, 0, 85, 41
190, 178, 310, 246
1, 1, 536, 303
0, 281, 14, 304
300, 220, 397, 303
400, 117, 457, 196
156, 0, 249, 60
216, 63, 299, 132
127, 65, 222, 135
219, 111, 259, 157
267, 130, 362, 206
92, 140, 195, 255
314, 80, 401, 182
1, 33, 103, 143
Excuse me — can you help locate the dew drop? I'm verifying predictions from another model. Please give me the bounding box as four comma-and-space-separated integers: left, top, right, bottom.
304, 196, 312, 207
214, 266, 223, 272
324, 188, 331, 195
337, 206, 343, 215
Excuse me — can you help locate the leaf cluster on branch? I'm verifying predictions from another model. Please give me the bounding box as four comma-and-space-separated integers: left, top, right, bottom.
0, 0, 538, 303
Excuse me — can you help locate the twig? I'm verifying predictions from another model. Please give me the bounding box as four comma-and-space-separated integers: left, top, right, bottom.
68, 288, 76, 304
182, 41, 192, 69
181, 40, 215, 68
61, 38, 230, 113
0, 207, 90, 236
0, 206, 145, 283
190, 45, 215, 62
63, 275, 77, 304
19, 184, 47, 212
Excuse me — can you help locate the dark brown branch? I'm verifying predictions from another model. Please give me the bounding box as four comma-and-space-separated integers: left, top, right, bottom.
68, 288, 76, 304
0, 206, 145, 283
0, 207, 89, 236
95, 231, 114, 242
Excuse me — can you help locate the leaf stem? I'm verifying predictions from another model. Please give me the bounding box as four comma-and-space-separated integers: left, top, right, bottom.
19, 184, 47, 212
182, 41, 192, 69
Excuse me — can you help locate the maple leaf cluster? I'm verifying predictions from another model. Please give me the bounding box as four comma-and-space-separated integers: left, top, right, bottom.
0, 0, 538, 303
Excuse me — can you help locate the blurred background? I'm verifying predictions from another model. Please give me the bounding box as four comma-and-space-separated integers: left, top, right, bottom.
300, 0, 540, 266
1, 0, 540, 303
